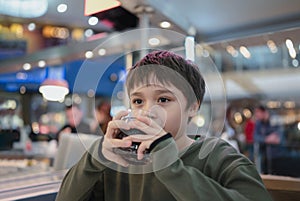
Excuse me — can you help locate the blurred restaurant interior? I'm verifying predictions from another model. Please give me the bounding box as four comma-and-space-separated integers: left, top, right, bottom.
0, 0, 300, 200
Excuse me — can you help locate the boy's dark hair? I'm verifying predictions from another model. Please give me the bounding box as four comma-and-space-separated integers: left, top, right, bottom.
126, 50, 206, 109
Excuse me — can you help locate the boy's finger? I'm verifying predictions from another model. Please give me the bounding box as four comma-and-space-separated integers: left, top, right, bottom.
127, 134, 154, 141
105, 138, 132, 148
137, 142, 150, 160
106, 120, 130, 138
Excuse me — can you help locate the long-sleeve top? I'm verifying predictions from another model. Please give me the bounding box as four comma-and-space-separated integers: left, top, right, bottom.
56, 136, 273, 201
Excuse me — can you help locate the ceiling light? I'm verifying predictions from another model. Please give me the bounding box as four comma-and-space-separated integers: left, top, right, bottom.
10, 23, 23, 38
285, 39, 293, 49
38, 60, 46, 67
160, 21, 171, 28
239, 46, 251, 59
288, 48, 297, 59
266, 101, 281, 109
185, 36, 195, 61
226, 45, 239, 57
20, 86, 26, 94
98, 48, 106, 56
72, 28, 84, 41
27, 23, 36, 31
87, 89, 95, 97
242, 108, 252, 119
283, 101, 295, 109
192, 115, 205, 127
233, 112, 243, 124
148, 37, 160, 46
84, 29, 94, 37
23, 63, 31, 70
267, 40, 278, 53
42, 26, 69, 39
57, 4, 67, 13
39, 79, 69, 102
88, 17, 99, 26
85, 51, 93, 58
292, 59, 299, 67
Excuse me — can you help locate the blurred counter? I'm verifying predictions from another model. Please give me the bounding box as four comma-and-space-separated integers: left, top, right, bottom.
262, 174, 300, 201
0, 169, 66, 201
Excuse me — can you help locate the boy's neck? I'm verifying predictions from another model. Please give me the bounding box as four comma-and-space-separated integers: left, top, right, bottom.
175, 134, 195, 152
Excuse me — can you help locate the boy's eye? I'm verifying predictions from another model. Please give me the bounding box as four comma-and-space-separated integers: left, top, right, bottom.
132, 99, 143, 104
158, 97, 170, 103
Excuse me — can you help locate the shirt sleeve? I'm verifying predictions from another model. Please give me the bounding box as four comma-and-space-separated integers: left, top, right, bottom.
55, 138, 106, 201
152, 137, 273, 201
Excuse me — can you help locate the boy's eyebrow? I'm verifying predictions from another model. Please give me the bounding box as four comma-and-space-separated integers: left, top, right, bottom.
130, 89, 174, 97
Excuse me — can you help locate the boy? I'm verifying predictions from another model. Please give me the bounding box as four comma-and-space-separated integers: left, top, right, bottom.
56, 50, 272, 201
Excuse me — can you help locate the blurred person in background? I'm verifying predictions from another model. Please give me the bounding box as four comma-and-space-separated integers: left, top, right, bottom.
91, 101, 112, 136
56, 104, 92, 141
253, 105, 284, 174
244, 112, 255, 161
220, 106, 240, 152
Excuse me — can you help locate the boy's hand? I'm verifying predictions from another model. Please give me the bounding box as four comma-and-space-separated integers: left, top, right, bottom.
126, 115, 168, 160
102, 110, 132, 167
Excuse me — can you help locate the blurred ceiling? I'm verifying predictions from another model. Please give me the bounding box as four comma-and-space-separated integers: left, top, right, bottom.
1, 0, 300, 43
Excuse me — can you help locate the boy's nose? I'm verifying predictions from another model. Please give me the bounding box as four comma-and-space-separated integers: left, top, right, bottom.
142, 101, 156, 112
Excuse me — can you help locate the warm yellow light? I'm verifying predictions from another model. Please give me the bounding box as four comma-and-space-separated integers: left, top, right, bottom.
72, 28, 84, 41
234, 112, 243, 124
192, 115, 205, 127
243, 108, 252, 119
10, 23, 23, 38
226, 45, 239, 57
42, 26, 69, 39
239, 46, 251, 59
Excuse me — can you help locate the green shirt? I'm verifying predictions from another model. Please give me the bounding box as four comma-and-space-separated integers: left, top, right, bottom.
56, 136, 273, 201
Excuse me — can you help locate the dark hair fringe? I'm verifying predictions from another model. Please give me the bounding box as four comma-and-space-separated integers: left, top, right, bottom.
126, 50, 206, 108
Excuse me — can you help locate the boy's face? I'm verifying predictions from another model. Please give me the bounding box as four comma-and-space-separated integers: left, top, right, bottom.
129, 81, 196, 139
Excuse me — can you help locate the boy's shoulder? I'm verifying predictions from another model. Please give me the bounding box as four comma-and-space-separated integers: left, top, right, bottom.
191, 135, 237, 151
186, 135, 247, 162
184, 136, 253, 176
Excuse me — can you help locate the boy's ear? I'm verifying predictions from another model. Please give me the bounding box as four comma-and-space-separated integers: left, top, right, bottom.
188, 101, 200, 117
